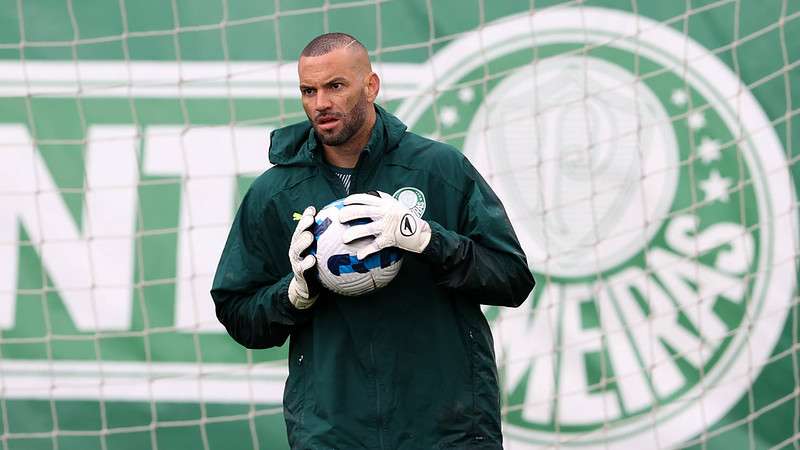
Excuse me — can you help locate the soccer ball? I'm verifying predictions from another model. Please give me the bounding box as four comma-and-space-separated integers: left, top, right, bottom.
310, 198, 403, 296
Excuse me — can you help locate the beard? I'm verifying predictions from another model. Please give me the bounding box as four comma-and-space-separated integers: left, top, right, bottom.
312, 92, 369, 147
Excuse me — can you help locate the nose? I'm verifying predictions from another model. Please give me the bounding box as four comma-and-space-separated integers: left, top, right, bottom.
315, 90, 332, 111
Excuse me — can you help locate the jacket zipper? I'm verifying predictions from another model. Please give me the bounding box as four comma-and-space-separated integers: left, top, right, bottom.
316, 149, 368, 197
318, 163, 348, 198
370, 342, 385, 450
350, 147, 373, 194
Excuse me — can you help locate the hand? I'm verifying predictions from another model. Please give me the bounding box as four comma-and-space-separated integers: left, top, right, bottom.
339, 191, 432, 260
288, 206, 319, 309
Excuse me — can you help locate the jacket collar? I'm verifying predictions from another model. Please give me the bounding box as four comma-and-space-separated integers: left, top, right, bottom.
268, 104, 407, 167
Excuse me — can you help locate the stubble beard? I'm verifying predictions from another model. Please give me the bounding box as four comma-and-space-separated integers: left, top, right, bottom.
313, 93, 369, 147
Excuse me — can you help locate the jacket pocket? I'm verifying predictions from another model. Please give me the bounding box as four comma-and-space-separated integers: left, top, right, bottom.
435, 326, 493, 449
283, 351, 307, 442
467, 325, 503, 445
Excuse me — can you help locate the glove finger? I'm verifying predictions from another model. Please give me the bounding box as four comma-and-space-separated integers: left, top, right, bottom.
297, 230, 314, 251
296, 214, 315, 235
293, 254, 315, 279
292, 262, 304, 278
299, 254, 316, 272
293, 279, 310, 299
289, 230, 314, 260
338, 205, 384, 223
342, 221, 382, 244
356, 241, 382, 260
342, 193, 384, 207
292, 206, 317, 238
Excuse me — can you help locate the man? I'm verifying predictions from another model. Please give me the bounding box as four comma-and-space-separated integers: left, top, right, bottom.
211, 33, 535, 450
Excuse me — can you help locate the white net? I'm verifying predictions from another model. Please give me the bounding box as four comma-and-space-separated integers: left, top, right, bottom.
0, 1, 797, 449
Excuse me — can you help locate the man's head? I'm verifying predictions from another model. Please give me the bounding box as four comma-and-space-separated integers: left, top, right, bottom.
298, 33, 380, 148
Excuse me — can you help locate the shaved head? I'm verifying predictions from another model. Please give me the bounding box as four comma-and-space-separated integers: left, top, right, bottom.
298, 33, 380, 166
301, 32, 366, 57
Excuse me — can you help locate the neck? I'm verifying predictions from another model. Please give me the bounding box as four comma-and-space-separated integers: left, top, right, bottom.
322, 108, 377, 169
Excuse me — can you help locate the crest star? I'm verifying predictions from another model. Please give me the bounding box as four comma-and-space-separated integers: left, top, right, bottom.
439, 106, 459, 128
671, 88, 688, 105
699, 170, 733, 203
458, 87, 475, 103
697, 137, 722, 164
688, 110, 706, 129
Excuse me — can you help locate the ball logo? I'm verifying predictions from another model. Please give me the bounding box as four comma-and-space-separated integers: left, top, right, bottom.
312, 200, 404, 296
398, 7, 796, 449
326, 252, 401, 276
312, 216, 401, 276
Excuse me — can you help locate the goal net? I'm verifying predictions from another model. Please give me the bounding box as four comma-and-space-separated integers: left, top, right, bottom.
0, 1, 797, 449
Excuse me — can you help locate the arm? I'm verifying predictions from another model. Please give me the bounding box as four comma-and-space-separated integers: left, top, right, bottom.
340, 157, 534, 307
211, 190, 313, 349
420, 161, 535, 306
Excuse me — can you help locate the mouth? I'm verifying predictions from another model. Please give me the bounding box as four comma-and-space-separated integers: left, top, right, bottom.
315, 115, 341, 131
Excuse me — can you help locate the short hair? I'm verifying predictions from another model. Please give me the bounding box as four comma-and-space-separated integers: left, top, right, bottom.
301, 32, 367, 57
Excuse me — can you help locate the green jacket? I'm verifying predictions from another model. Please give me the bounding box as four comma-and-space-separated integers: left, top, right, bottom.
211, 105, 535, 450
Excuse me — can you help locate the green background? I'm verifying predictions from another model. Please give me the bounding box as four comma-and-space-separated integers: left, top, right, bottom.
0, 1, 798, 449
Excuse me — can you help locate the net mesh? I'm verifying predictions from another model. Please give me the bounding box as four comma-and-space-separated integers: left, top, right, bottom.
0, 0, 798, 449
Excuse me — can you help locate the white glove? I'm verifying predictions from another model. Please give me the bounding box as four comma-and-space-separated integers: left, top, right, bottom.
339, 191, 432, 260
288, 206, 319, 309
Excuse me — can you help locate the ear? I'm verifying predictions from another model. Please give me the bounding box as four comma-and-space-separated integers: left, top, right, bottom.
365, 72, 380, 103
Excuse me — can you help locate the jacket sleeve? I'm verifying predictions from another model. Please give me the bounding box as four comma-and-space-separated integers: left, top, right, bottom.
420, 157, 535, 307
210, 188, 312, 349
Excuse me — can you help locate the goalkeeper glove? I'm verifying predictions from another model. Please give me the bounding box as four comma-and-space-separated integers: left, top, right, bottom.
288, 206, 319, 309
339, 191, 432, 260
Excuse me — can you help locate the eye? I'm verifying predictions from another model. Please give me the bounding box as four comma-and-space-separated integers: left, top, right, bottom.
331, 82, 343, 90
301, 87, 316, 96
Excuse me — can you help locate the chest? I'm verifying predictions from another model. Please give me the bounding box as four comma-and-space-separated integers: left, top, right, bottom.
277, 164, 459, 238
